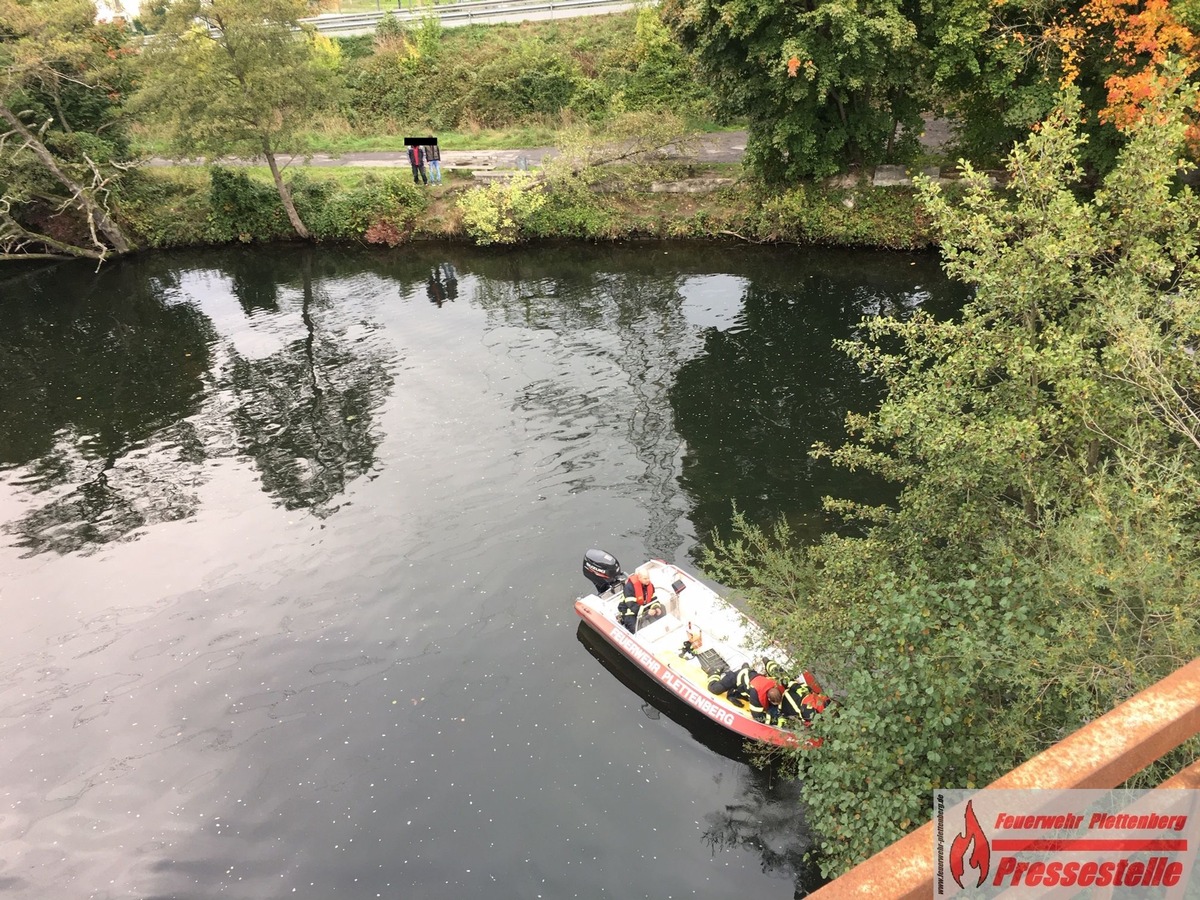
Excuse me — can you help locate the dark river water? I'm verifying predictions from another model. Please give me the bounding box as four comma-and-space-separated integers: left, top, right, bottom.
0, 243, 965, 900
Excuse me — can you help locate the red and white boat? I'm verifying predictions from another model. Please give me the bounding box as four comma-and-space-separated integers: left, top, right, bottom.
575, 549, 819, 748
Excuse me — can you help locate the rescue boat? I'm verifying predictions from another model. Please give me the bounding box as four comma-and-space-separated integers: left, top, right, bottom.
574, 549, 819, 748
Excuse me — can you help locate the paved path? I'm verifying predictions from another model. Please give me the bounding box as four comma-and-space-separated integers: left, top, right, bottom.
146, 120, 953, 172
144, 130, 750, 171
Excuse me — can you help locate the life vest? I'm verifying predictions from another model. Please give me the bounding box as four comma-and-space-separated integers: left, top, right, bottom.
624, 573, 655, 606
748, 674, 781, 710
801, 692, 829, 723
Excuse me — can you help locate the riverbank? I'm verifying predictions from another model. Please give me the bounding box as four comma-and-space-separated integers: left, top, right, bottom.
114, 161, 940, 253
120, 118, 955, 253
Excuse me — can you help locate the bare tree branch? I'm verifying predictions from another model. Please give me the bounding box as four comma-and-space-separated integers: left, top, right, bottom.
0, 101, 133, 256
0, 202, 106, 260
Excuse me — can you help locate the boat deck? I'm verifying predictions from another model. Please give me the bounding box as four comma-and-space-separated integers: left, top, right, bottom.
576, 556, 811, 747
595, 559, 787, 723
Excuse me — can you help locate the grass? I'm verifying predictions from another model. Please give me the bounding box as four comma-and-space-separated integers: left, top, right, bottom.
128, 7, 745, 164
123, 159, 934, 251
128, 10, 738, 158
299, 124, 564, 153
128, 124, 560, 158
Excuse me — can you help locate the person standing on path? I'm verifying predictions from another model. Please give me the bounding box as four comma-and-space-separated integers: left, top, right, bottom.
426, 141, 442, 185
407, 143, 428, 185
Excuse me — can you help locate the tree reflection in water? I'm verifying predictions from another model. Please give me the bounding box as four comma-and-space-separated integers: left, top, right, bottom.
670, 252, 954, 546
1, 244, 961, 560
701, 765, 826, 897
222, 251, 393, 517
0, 259, 214, 555
0, 248, 396, 551
469, 253, 703, 561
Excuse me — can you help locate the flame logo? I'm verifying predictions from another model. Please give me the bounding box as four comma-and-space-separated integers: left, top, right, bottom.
950, 799, 990, 889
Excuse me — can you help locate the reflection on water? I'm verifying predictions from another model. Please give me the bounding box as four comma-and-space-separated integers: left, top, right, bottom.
575, 621, 749, 762
0, 243, 965, 899
701, 768, 826, 899
224, 254, 394, 517
576, 623, 825, 896
426, 263, 458, 307
670, 253, 953, 544
0, 244, 959, 559
0, 263, 213, 554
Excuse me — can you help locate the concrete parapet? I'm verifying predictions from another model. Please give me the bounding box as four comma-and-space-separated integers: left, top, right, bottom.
472, 170, 522, 183
648, 177, 736, 194
872, 165, 912, 186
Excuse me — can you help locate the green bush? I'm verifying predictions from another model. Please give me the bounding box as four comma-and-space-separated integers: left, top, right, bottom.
456, 174, 547, 244
465, 39, 582, 122
753, 184, 934, 249
292, 171, 428, 242
116, 168, 432, 248
206, 167, 292, 243
338, 12, 715, 133
524, 180, 614, 239
116, 170, 212, 249
623, 7, 710, 118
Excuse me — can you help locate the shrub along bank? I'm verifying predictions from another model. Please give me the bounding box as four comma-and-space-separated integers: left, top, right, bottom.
115, 164, 937, 251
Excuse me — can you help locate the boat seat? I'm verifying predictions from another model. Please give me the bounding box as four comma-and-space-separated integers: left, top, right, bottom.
635, 611, 686, 645
660, 590, 682, 620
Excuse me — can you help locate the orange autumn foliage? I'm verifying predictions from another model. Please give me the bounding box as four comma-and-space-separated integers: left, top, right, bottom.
1049, 0, 1198, 137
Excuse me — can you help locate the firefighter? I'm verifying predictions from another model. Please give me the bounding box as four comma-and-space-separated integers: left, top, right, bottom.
746, 672, 784, 724
709, 664, 783, 723
617, 572, 655, 633
777, 676, 830, 726
778, 677, 812, 724
799, 690, 831, 724
707, 662, 755, 702
763, 659, 789, 683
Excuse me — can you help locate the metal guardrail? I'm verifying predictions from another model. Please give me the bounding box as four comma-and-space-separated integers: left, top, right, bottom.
805, 657, 1200, 899
303, 0, 642, 32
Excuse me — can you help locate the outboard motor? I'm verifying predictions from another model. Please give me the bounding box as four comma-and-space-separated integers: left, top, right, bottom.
582, 549, 624, 595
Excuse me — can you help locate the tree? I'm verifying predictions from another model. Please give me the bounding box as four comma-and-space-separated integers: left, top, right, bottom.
0, 0, 136, 258
133, 0, 339, 239
704, 84, 1200, 877
661, 0, 930, 180
940, 0, 1199, 169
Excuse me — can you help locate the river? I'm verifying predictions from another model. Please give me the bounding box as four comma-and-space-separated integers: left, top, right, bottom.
0, 243, 965, 899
